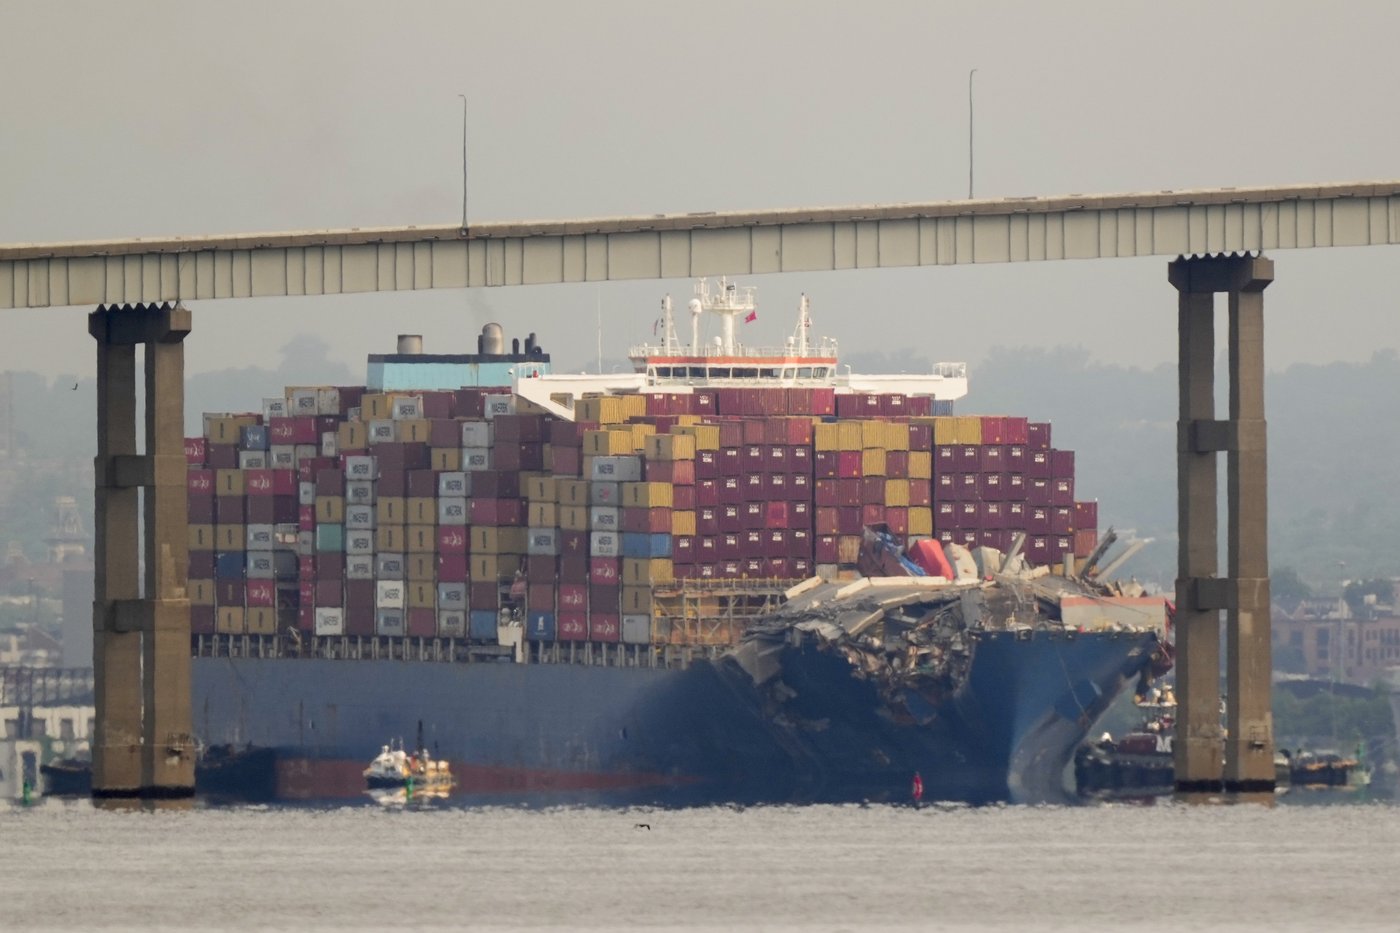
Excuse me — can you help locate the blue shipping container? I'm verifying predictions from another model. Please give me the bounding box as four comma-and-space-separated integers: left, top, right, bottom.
239, 424, 270, 451
469, 610, 499, 641
621, 532, 672, 559
214, 551, 246, 580
526, 611, 556, 642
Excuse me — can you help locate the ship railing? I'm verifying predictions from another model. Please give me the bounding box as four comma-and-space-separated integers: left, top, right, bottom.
628, 341, 838, 359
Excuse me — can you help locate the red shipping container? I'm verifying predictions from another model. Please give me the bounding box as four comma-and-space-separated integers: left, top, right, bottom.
558, 583, 588, 611
860, 476, 884, 505
765, 473, 788, 499
934, 473, 957, 502
1006, 501, 1027, 527
1050, 506, 1074, 534
764, 557, 791, 578
695, 450, 719, 478
672, 535, 695, 564
696, 537, 718, 562
815, 534, 839, 563
1074, 528, 1098, 559
188, 497, 214, 524
206, 443, 237, 469
719, 447, 742, 476
814, 450, 840, 479
957, 445, 980, 471
1051, 449, 1076, 479
789, 446, 812, 474
1028, 422, 1052, 451
558, 530, 588, 556
880, 394, 907, 416
909, 480, 932, 507
1051, 477, 1075, 506
622, 507, 671, 534
814, 480, 838, 508
590, 584, 621, 613
1074, 500, 1098, 529
835, 478, 861, 507
345, 580, 375, 609
404, 608, 434, 638
743, 505, 764, 531
766, 501, 789, 527
979, 472, 1005, 502
720, 505, 743, 533
838, 507, 863, 535
886, 450, 909, 479
298, 505, 315, 530
438, 555, 468, 582
955, 473, 979, 502
216, 496, 245, 525
553, 446, 582, 477
672, 484, 696, 511
837, 450, 862, 478
1004, 417, 1029, 445
1006, 445, 1027, 472
789, 500, 812, 527
789, 472, 810, 500
315, 580, 343, 607
1006, 473, 1026, 500
243, 469, 274, 497
590, 613, 621, 643
648, 460, 695, 485
185, 436, 207, 466
697, 507, 719, 535
527, 583, 555, 611
861, 503, 885, 527
187, 469, 214, 496
405, 469, 436, 498
589, 558, 620, 585
764, 530, 787, 557
764, 445, 788, 473
980, 416, 1007, 445
978, 446, 1004, 472
559, 553, 588, 583
885, 507, 908, 536
934, 445, 957, 470
470, 581, 499, 608
789, 528, 811, 557
957, 501, 981, 528
1028, 506, 1051, 533
815, 507, 840, 536
936, 501, 957, 526
982, 501, 1005, 530
526, 555, 557, 581
691, 390, 717, 414
437, 527, 468, 554
909, 423, 932, 450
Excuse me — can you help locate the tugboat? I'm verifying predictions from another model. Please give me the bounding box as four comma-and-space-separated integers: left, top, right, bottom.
363, 739, 452, 791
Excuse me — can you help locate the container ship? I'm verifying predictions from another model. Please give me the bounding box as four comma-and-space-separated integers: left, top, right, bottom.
185, 279, 1168, 804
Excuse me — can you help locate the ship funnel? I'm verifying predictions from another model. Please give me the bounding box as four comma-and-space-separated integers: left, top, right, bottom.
397, 334, 423, 355
481, 323, 505, 355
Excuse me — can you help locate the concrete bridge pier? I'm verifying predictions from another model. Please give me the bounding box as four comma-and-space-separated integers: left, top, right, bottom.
89, 302, 195, 798
1169, 255, 1275, 795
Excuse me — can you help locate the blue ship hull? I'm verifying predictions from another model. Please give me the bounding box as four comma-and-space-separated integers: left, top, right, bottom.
190, 628, 1159, 805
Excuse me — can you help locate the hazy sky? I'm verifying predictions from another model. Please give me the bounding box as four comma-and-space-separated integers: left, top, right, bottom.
3, 0, 1399, 388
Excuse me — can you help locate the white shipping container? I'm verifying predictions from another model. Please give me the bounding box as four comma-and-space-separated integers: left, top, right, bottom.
375, 609, 405, 636
238, 450, 269, 470
345, 529, 375, 556
437, 610, 467, 638
270, 445, 296, 469
437, 497, 468, 526
483, 395, 515, 419
590, 456, 642, 483
314, 607, 344, 637
316, 387, 341, 416
346, 480, 375, 505
375, 553, 405, 580
246, 524, 274, 551
527, 528, 559, 556
462, 447, 491, 471
438, 471, 469, 497
345, 504, 375, 530
245, 552, 276, 579
298, 481, 316, 507
590, 482, 620, 506
289, 389, 319, 415
437, 582, 467, 611
263, 397, 289, 420
346, 554, 375, 580
621, 614, 652, 645
590, 531, 620, 558
293, 444, 318, 464
320, 432, 338, 458
376, 580, 406, 609
344, 455, 377, 481
391, 396, 423, 420
367, 420, 395, 445
460, 421, 492, 447
589, 507, 619, 531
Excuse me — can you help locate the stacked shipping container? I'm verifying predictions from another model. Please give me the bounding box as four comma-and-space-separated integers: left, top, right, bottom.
186, 384, 1097, 649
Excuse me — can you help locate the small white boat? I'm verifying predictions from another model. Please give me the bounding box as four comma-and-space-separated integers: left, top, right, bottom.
363, 741, 452, 791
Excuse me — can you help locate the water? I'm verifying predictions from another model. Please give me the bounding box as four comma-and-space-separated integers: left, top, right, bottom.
4, 796, 1398, 931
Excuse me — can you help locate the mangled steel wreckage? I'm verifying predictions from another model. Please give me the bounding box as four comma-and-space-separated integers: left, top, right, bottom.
709, 528, 1173, 804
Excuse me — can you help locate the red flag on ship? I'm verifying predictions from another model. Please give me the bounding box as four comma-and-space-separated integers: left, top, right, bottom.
744, 310, 757, 323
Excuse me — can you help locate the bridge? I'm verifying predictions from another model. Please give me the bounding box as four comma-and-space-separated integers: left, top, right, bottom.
4, 179, 1398, 801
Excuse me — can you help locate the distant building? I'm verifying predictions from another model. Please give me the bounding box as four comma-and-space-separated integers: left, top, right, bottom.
1273, 595, 1400, 685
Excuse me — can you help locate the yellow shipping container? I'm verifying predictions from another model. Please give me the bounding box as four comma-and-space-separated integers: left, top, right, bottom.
622, 585, 654, 614
883, 421, 910, 452
670, 510, 697, 536
409, 582, 436, 610
557, 479, 590, 507
337, 421, 368, 450
188, 524, 216, 551
676, 423, 721, 450
216, 607, 246, 635
623, 558, 674, 586
623, 482, 673, 508
908, 451, 933, 480
576, 395, 626, 424
526, 476, 557, 502
359, 393, 391, 421
861, 448, 887, 477
859, 421, 885, 449
953, 416, 983, 445
472, 554, 521, 581
217, 524, 245, 551
584, 429, 633, 456
407, 525, 436, 554
246, 607, 277, 636
884, 479, 910, 507
644, 433, 696, 461
559, 505, 589, 532
408, 554, 436, 581
376, 525, 405, 553
908, 507, 933, 537
932, 416, 957, 445
374, 497, 404, 525
836, 421, 865, 451
189, 579, 215, 607
814, 422, 842, 451
407, 497, 436, 526
204, 415, 259, 444
394, 419, 431, 443
675, 414, 701, 427
528, 502, 559, 527
430, 447, 461, 471
215, 469, 245, 497
627, 422, 656, 450
471, 526, 527, 555
619, 395, 647, 419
